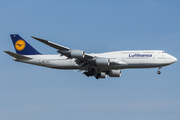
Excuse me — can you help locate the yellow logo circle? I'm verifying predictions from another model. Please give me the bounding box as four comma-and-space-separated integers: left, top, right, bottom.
15, 40, 26, 51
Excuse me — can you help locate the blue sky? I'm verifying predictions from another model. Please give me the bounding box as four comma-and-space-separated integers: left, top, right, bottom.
1, 0, 180, 120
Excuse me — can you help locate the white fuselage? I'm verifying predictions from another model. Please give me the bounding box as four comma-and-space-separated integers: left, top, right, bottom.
15, 50, 177, 70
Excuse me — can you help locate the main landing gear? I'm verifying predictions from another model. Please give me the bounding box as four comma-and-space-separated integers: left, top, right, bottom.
83, 68, 96, 77
157, 67, 162, 75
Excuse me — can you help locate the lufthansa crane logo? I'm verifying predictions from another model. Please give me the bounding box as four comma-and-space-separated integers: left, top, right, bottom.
15, 39, 26, 51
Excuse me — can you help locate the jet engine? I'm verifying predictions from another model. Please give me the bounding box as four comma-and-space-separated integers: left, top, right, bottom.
95, 72, 107, 79
95, 58, 110, 66
69, 49, 85, 58
108, 70, 121, 77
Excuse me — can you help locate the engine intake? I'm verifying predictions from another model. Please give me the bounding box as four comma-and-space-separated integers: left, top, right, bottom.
95, 58, 110, 66
108, 70, 121, 77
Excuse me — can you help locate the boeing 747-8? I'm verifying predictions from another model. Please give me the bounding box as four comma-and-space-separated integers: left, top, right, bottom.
4, 34, 177, 79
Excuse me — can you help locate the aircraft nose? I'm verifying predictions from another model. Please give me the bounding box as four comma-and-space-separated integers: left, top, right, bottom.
171, 56, 177, 63
173, 56, 177, 62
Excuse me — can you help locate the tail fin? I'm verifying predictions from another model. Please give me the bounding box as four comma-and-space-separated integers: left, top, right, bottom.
11, 34, 41, 55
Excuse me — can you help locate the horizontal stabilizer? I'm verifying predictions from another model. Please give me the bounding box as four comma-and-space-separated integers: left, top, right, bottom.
4, 51, 32, 60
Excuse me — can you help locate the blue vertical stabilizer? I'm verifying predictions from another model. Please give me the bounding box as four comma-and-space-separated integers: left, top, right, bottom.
11, 34, 41, 55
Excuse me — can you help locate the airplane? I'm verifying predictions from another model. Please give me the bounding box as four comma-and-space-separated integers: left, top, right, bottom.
4, 34, 177, 79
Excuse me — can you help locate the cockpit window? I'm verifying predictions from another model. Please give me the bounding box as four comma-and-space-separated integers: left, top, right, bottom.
162, 51, 166, 53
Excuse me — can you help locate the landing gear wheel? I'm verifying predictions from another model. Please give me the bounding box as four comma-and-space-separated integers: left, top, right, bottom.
157, 71, 161, 74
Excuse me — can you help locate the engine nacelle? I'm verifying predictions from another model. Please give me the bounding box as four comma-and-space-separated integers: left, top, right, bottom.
98, 72, 107, 78
108, 70, 121, 77
69, 49, 85, 58
95, 58, 110, 66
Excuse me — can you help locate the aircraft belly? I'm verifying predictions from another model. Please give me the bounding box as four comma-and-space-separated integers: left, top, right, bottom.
124, 62, 171, 69
43, 60, 80, 69
95, 64, 128, 70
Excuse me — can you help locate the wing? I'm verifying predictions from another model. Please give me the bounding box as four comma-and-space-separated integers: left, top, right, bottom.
31, 36, 93, 59
31, 36, 70, 51
31, 36, 126, 70
31, 36, 94, 68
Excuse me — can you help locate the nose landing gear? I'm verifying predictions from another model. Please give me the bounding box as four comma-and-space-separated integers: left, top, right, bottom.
157, 67, 162, 74
157, 71, 161, 74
